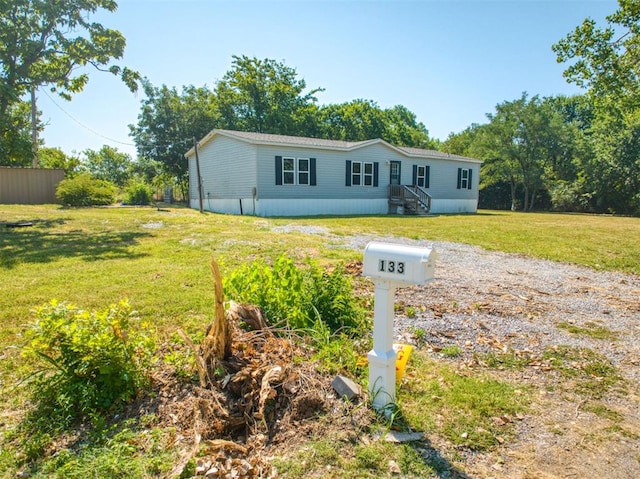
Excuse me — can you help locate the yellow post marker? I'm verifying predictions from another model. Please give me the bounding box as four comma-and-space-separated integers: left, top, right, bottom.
394, 344, 413, 382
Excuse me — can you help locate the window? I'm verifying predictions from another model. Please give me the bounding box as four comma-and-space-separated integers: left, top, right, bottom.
363, 162, 374, 186
345, 160, 379, 187
416, 166, 427, 187
275, 156, 316, 186
283, 157, 295, 185
457, 168, 473, 190
412, 164, 430, 188
298, 158, 309, 185
352, 161, 362, 185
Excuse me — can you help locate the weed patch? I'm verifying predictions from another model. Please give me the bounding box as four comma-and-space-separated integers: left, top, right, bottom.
542, 345, 622, 398
223, 255, 367, 333
400, 352, 529, 450
557, 321, 619, 340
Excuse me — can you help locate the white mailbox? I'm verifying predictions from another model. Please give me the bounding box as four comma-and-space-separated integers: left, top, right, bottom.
362, 241, 437, 413
363, 242, 436, 286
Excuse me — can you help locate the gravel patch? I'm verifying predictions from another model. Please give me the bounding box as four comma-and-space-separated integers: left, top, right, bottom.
340, 234, 640, 382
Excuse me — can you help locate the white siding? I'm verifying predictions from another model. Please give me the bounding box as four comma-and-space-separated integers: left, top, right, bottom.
190, 135, 257, 200
188, 133, 480, 216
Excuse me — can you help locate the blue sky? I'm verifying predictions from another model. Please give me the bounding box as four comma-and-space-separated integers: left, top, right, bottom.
37, 0, 618, 159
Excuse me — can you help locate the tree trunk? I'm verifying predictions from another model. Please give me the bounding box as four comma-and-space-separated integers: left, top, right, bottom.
510, 177, 517, 211
199, 258, 232, 386
208, 258, 231, 359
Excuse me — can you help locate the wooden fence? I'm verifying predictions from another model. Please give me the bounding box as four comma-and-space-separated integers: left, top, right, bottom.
0, 167, 65, 204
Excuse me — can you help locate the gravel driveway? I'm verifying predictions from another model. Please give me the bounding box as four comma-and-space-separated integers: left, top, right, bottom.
275, 224, 640, 478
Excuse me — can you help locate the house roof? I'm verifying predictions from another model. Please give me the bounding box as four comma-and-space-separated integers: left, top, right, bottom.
185, 129, 482, 164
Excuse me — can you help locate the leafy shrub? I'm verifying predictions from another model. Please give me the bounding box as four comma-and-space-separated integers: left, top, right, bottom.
56, 173, 116, 206
125, 181, 154, 205
22, 299, 155, 421
223, 256, 366, 333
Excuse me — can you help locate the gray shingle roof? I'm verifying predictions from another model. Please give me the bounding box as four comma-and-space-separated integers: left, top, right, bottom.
188, 129, 481, 163
216, 129, 374, 149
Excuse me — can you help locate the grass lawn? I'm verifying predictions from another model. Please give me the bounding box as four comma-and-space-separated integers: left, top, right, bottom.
0, 204, 638, 477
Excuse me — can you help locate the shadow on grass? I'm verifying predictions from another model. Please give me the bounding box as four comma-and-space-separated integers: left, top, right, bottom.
409, 438, 473, 479
0, 218, 150, 269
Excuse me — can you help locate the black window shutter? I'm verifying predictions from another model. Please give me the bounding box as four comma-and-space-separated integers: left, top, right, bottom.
468, 168, 473, 190
426, 165, 430, 188
310, 158, 317, 186
345, 160, 351, 186
457, 168, 462, 189
373, 162, 379, 187
412, 165, 417, 186
275, 156, 283, 185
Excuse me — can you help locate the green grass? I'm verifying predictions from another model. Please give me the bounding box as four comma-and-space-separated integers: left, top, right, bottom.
400, 352, 529, 451
0, 204, 637, 477
557, 321, 620, 340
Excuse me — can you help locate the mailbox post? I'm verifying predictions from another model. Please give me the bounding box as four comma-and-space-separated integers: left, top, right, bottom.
362, 242, 437, 411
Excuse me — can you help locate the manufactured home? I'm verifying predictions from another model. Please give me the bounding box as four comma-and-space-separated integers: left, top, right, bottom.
185, 129, 481, 216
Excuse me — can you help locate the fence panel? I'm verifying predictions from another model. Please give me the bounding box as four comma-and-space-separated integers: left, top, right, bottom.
0, 167, 65, 204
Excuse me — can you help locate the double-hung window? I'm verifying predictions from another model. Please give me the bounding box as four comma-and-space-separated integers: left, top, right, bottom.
275, 156, 316, 186
282, 157, 296, 185
348, 161, 376, 186
457, 168, 473, 190
412, 164, 430, 188
298, 158, 309, 185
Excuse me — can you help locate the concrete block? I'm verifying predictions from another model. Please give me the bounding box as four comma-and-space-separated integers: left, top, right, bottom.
331, 375, 361, 401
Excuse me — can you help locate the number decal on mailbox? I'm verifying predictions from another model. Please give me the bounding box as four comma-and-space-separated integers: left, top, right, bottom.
378, 260, 406, 275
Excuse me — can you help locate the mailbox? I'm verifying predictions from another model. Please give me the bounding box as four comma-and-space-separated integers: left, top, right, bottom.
363, 241, 438, 412
363, 242, 437, 286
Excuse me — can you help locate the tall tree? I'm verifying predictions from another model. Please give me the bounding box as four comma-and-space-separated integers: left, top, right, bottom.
318, 99, 437, 148
0, 100, 34, 165
214, 55, 322, 135
129, 81, 219, 198
0, 0, 139, 165
81, 145, 132, 188
553, 0, 640, 106
38, 146, 80, 175
480, 94, 577, 211
553, 0, 640, 214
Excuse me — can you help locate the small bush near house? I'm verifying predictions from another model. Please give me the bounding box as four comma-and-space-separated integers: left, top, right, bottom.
125, 181, 154, 205
56, 173, 116, 206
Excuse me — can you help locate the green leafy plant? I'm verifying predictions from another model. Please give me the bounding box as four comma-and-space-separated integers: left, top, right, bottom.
404, 306, 416, 318
223, 255, 366, 333
440, 345, 463, 358
55, 173, 116, 206
125, 180, 154, 205
22, 299, 156, 421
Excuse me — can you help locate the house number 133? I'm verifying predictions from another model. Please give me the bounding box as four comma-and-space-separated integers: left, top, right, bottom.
378, 260, 405, 274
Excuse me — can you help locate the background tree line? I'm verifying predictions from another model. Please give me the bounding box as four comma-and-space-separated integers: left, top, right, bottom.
1, 1, 638, 214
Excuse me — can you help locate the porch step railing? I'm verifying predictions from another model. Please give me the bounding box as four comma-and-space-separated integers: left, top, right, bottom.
388, 184, 432, 215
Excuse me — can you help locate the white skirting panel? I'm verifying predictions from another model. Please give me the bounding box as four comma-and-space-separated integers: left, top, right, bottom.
192, 198, 257, 215
191, 198, 477, 216
429, 199, 478, 214
256, 198, 388, 217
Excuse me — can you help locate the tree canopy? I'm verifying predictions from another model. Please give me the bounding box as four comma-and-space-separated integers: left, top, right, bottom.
554, 0, 640, 214
129, 56, 438, 199
0, 0, 139, 166
214, 55, 322, 136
